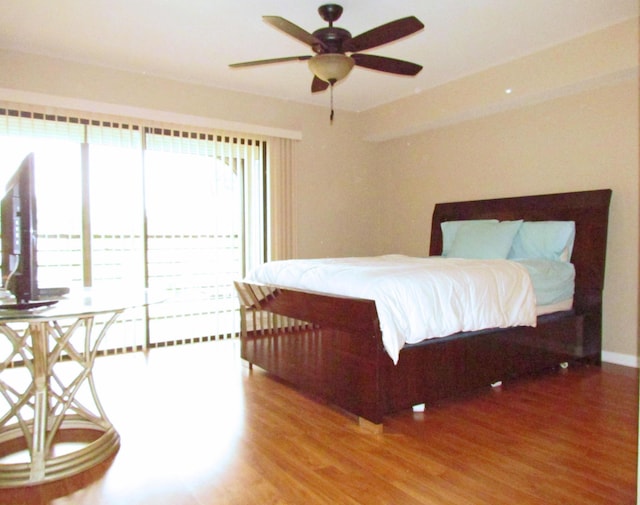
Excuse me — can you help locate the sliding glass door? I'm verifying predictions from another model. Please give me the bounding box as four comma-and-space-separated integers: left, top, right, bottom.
0, 107, 266, 352
143, 148, 245, 345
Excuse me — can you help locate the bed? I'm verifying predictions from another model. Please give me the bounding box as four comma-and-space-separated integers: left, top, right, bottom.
234, 189, 612, 429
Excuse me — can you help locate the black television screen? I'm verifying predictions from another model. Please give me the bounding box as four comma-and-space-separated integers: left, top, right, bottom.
1, 153, 38, 303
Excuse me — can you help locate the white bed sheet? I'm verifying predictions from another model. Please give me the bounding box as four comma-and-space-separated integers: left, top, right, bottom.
245, 255, 538, 364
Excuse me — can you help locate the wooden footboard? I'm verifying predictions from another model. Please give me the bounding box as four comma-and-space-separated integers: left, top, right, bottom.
235, 282, 388, 425
235, 281, 588, 426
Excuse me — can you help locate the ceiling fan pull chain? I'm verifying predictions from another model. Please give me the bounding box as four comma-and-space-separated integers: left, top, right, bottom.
330, 83, 335, 123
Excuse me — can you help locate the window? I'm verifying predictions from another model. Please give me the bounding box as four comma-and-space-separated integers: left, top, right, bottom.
0, 107, 267, 351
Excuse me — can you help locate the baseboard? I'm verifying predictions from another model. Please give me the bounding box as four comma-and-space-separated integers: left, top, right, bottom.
601, 351, 639, 368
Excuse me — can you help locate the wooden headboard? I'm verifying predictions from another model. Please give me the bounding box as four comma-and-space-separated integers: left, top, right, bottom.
429, 190, 612, 313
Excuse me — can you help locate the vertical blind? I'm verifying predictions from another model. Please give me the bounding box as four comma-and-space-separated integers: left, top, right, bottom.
0, 103, 270, 352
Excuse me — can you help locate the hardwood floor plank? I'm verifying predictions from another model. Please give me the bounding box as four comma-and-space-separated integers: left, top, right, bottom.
0, 341, 636, 505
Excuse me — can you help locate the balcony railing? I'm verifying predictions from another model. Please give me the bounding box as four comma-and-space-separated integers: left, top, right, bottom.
34, 233, 243, 353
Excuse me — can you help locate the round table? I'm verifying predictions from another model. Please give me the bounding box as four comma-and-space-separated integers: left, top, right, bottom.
0, 289, 163, 487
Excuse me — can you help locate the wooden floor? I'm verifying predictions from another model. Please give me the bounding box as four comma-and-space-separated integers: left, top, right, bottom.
1, 339, 637, 505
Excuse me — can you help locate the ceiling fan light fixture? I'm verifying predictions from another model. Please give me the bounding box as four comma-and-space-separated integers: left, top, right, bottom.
308, 53, 354, 84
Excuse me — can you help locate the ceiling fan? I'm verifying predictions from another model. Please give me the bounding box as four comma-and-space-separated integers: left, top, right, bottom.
229, 4, 424, 119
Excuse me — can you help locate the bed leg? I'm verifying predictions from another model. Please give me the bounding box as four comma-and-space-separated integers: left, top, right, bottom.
358, 417, 383, 434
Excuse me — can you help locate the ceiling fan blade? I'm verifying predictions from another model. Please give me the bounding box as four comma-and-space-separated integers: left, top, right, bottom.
263, 16, 326, 49
229, 55, 311, 68
343, 16, 424, 53
311, 76, 329, 93
351, 54, 423, 75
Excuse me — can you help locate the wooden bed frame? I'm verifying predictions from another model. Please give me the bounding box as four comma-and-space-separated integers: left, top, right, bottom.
235, 189, 612, 428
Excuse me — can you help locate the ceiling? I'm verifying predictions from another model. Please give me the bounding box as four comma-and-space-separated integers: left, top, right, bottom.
0, 0, 637, 112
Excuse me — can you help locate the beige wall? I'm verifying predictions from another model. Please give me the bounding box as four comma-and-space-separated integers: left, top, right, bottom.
293, 114, 380, 257
0, 17, 637, 360
361, 18, 638, 142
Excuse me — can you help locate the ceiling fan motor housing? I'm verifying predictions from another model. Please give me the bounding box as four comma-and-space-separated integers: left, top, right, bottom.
312, 27, 352, 54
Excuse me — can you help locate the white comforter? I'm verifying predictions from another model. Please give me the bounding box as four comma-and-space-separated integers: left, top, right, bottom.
245, 255, 537, 364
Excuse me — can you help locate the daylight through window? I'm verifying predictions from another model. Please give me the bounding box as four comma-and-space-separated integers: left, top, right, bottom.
0, 107, 267, 351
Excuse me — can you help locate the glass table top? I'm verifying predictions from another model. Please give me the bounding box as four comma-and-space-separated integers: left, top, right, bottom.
0, 288, 166, 321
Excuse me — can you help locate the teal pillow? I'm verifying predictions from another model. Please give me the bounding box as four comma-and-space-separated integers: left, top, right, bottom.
508, 221, 576, 262
447, 220, 523, 259
441, 219, 498, 256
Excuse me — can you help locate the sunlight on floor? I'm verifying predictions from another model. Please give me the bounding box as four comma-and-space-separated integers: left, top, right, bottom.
86, 339, 246, 499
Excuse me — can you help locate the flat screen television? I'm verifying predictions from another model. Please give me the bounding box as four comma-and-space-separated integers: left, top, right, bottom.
1, 153, 38, 303
1, 153, 68, 308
